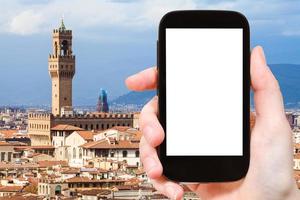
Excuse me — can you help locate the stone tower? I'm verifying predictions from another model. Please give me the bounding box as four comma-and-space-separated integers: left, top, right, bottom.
48, 19, 75, 116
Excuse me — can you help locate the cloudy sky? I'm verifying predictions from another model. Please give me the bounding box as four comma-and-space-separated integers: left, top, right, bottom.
0, 0, 300, 106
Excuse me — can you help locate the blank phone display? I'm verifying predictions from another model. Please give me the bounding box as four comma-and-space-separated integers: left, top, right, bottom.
166, 28, 243, 156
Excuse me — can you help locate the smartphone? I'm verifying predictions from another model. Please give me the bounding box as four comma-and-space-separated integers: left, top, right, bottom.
157, 10, 250, 182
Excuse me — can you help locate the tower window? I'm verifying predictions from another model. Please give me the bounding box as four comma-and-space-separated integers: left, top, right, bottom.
64, 97, 67, 101
61, 40, 68, 56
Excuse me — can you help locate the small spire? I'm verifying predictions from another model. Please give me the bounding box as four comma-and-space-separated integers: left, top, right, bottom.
59, 15, 66, 31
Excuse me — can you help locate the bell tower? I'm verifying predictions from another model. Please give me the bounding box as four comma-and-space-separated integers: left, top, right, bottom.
48, 19, 75, 116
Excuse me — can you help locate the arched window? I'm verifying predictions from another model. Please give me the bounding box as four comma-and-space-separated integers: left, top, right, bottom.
122, 150, 128, 157
55, 185, 61, 195
61, 40, 68, 56
135, 150, 139, 157
91, 124, 94, 130
96, 124, 99, 130
73, 148, 76, 159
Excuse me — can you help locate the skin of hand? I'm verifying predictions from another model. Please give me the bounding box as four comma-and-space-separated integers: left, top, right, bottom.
125, 46, 300, 200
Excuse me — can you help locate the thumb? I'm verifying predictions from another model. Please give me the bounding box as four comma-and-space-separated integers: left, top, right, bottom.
251, 46, 285, 121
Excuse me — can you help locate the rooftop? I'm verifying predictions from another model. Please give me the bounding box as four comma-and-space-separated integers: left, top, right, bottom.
51, 124, 83, 131
81, 139, 139, 149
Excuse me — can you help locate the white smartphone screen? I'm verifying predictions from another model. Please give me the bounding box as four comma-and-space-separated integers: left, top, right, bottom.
166, 28, 243, 156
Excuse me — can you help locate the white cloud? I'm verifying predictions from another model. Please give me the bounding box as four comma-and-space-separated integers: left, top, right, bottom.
9, 10, 44, 35
0, 0, 299, 37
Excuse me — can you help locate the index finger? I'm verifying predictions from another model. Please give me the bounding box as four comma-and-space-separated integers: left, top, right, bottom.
125, 67, 157, 91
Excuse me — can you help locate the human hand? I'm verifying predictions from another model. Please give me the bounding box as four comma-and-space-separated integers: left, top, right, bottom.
126, 46, 300, 200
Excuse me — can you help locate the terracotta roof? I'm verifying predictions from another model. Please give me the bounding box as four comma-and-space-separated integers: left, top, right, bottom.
0, 185, 24, 192
51, 124, 83, 131
111, 126, 131, 132
38, 160, 68, 168
81, 139, 139, 149
0, 130, 18, 138
61, 168, 80, 174
0, 195, 39, 200
80, 189, 110, 196
96, 126, 131, 134
0, 163, 39, 170
76, 131, 94, 141
65, 176, 126, 183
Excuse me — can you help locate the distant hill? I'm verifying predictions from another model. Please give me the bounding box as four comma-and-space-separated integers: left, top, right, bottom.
111, 90, 156, 105
112, 64, 300, 108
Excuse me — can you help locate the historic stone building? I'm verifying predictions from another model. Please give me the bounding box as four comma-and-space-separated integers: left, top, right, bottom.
28, 20, 134, 146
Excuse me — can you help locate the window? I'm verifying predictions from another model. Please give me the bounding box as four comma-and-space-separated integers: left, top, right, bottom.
73, 148, 76, 159
135, 150, 139, 157
7, 152, 12, 162
96, 124, 99, 130
101, 124, 104, 129
91, 124, 94, 130
1, 152, 5, 161
110, 151, 115, 157
122, 150, 128, 157
79, 149, 83, 159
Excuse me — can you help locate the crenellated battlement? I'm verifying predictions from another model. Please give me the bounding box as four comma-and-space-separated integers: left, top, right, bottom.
28, 112, 134, 120
55, 113, 134, 119
28, 112, 52, 120
49, 54, 75, 59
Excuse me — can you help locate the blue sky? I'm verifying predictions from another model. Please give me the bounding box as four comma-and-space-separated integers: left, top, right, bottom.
0, 0, 300, 106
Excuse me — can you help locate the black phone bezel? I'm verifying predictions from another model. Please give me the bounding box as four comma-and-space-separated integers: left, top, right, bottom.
157, 10, 250, 182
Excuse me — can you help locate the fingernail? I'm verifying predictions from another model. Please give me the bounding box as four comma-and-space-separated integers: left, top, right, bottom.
258, 46, 266, 65
144, 157, 157, 174
143, 126, 154, 144
166, 186, 177, 200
